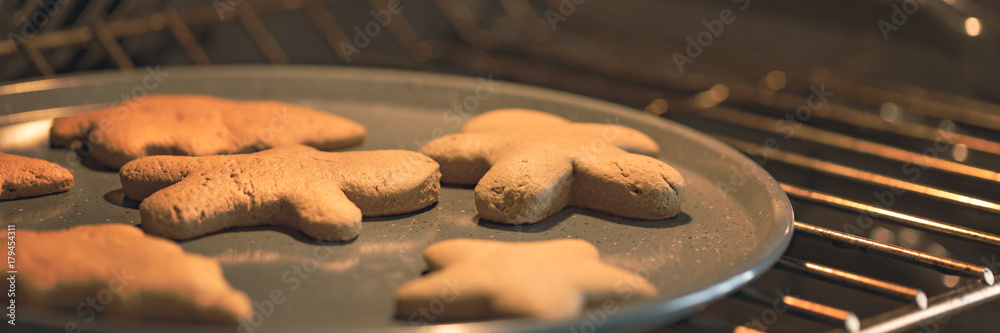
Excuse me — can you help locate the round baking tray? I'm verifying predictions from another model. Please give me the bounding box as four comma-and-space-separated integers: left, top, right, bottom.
0, 66, 793, 332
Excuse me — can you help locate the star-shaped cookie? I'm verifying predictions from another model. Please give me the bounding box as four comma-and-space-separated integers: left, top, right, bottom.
395, 238, 658, 320
21, 224, 251, 324
0, 152, 73, 199
51, 94, 367, 168
419, 109, 685, 224
119, 145, 440, 241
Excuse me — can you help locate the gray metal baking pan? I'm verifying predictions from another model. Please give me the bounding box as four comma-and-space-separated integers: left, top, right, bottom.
0, 66, 792, 332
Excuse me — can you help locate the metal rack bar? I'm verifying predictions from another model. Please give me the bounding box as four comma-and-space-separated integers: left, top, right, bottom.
782, 295, 860, 333
698, 107, 1000, 183
91, 19, 135, 70
302, 0, 354, 63
364, 0, 432, 62
236, 4, 289, 64
22, 42, 55, 77
776, 257, 927, 309
793, 221, 994, 284
758, 94, 1000, 157
716, 136, 1000, 215
848, 280, 1000, 333
781, 183, 1000, 249
164, 7, 212, 65
431, 0, 482, 45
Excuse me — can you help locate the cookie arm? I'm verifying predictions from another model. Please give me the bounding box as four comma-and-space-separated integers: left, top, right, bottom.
572, 152, 685, 220
120, 155, 202, 200
420, 134, 494, 185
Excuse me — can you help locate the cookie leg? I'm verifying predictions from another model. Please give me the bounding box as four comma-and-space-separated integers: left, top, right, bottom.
138, 175, 258, 239
572, 153, 685, 220
280, 183, 362, 242
474, 153, 573, 224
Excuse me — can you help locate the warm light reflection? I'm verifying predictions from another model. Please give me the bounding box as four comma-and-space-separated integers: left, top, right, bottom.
870, 226, 895, 244
644, 98, 668, 115
898, 229, 920, 247
763, 70, 787, 91
0, 119, 53, 150
879, 103, 901, 123
148, 13, 166, 31
965, 17, 982, 37
692, 84, 728, 109
710, 84, 730, 101
953, 143, 969, 162
0, 78, 79, 95
942, 275, 960, 288
213, 249, 360, 272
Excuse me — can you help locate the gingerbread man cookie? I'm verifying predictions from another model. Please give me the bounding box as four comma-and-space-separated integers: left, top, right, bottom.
420, 109, 685, 224
395, 238, 658, 321
51, 94, 366, 168
0, 152, 73, 200
120, 145, 440, 241
20, 224, 251, 324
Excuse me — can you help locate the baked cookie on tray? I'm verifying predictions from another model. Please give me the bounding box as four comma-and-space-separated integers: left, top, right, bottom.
0, 152, 73, 200
420, 109, 686, 224
395, 238, 658, 321
20, 224, 251, 325
119, 145, 441, 241
50, 94, 366, 169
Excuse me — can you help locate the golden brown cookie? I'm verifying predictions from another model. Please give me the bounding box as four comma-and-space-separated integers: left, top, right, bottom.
395, 238, 658, 321
119, 145, 440, 241
0, 152, 73, 200
19, 224, 251, 325
420, 109, 685, 224
50, 94, 367, 168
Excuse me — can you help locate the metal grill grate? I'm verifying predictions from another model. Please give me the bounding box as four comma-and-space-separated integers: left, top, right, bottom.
3, 1, 999, 332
